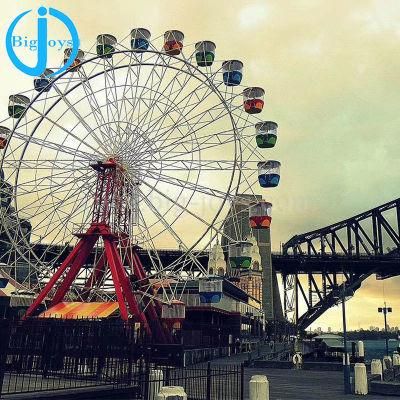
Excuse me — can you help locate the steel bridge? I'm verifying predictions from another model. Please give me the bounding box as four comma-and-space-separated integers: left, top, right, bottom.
279, 198, 400, 331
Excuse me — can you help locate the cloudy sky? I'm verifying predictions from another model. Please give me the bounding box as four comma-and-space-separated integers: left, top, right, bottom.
0, 0, 398, 330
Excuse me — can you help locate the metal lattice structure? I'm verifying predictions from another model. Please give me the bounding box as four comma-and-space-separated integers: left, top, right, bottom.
0, 29, 281, 335
281, 198, 400, 331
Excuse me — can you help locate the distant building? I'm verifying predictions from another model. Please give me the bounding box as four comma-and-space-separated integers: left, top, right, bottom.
221, 194, 283, 321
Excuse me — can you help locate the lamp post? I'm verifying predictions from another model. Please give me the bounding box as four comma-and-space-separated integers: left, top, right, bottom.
378, 303, 392, 356
341, 283, 351, 395
334, 281, 353, 395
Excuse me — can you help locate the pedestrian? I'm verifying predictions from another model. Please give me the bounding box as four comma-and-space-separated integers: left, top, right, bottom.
235, 337, 240, 354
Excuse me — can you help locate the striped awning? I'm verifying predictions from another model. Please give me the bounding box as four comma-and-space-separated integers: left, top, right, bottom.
39, 302, 119, 319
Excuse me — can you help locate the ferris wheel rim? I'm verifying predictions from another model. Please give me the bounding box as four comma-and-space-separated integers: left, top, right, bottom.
0, 48, 244, 282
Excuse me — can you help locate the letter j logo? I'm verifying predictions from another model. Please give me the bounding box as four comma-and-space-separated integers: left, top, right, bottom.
6, 7, 80, 77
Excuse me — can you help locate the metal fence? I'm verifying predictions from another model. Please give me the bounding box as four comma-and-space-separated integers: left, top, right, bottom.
0, 319, 243, 399
140, 363, 244, 400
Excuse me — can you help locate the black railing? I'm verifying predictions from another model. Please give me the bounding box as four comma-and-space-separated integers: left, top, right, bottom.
0, 319, 244, 399
140, 362, 244, 400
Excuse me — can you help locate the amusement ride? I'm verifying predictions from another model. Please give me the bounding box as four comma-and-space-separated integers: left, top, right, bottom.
0, 29, 281, 341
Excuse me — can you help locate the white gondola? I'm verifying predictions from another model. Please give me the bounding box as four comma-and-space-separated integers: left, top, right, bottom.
229, 241, 253, 269
199, 277, 223, 304
161, 300, 185, 323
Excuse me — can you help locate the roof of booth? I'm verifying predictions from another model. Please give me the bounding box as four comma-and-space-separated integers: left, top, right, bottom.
0, 272, 22, 297
39, 302, 119, 319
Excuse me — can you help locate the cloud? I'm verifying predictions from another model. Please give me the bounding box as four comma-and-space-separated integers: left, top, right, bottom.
238, 2, 269, 28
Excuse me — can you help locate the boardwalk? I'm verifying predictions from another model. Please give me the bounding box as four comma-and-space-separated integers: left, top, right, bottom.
210, 347, 398, 400
242, 368, 396, 400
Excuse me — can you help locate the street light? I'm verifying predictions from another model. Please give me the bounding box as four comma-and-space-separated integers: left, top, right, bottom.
333, 282, 354, 395
378, 303, 392, 356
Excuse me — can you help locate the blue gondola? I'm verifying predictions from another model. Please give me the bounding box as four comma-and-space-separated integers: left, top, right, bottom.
34, 69, 54, 92
131, 28, 151, 51
222, 60, 243, 86
199, 277, 223, 304
258, 160, 281, 188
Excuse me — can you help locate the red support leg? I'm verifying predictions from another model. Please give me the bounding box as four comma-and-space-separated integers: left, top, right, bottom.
130, 250, 171, 343
103, 238, 129, 321
51, 236, 98, 306
104, 237, 151, 334
24, 239, 86, 318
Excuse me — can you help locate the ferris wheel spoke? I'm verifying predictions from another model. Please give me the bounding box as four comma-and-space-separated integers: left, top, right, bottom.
135, 55, 200, 132
15, 178, 94, 235
101, 59, 126, 150
137, 189, 208, 276
142, 159, 258, 172
134, 208, 185, 301
16, 173, 94, 224
9, 130, 96, 161
144, 169, 234, 202
140, 75, 222, 154
125, 54, 172, 131
2, 159, 90, 171
151, 78, 238, 140
26, 179, 94, 242
26, 104, 107, 156
13, 164, 92, 193
140, 177, 237, 243
151, 84, 240, 141
77, 68, 119, 147
135, 58, 178, 132
51, 81, 113, 152
134, 65, 216, 150
31, 194, 94, 266
143, 90, 241, 156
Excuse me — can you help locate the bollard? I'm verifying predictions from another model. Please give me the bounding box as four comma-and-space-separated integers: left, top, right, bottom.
157, 386, 187, 400
354, 363, 368, 395
292, 353, 302, 370
249, 375, 269, 400
371, 359, 383, 380
393, 352, 400, 366
148, 370, 163, 400
383, 356, 392, 371
342, 353, 350, 365
357, 341, 365, 360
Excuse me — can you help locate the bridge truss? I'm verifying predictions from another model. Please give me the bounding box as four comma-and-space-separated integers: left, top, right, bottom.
281, 198, 400, 331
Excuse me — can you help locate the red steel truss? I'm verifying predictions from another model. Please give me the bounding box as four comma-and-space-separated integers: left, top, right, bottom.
24, 159, 169, 341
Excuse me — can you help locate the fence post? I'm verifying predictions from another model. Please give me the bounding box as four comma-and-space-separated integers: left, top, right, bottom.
240, 363, 245, 400
249, 375, 269, 400
0, 320, 10, 395
165, 366, 171, 386
143, 357, 151, 400
206, 361, 212, 400
148, 369, 163, 400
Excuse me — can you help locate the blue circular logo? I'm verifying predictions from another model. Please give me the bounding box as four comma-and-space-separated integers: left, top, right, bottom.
6, 7, 80, 77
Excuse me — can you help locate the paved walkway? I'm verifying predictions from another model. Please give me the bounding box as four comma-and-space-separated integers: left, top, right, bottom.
209, 345, 399, 399
243, 368, 398, 400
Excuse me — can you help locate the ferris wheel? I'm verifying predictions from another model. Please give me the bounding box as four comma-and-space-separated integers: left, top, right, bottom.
0, 29, 281, 330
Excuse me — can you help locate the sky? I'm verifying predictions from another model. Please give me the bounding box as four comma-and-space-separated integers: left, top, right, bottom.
0, 0, 399, 331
